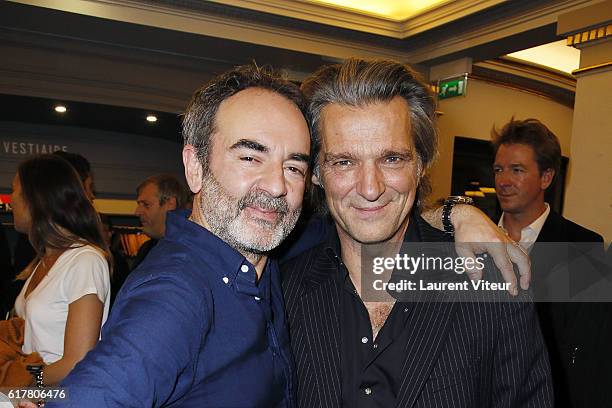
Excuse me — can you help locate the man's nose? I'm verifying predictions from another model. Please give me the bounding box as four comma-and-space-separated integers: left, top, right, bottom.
356, 162, 385, 202
258, 165, 288, 198
495, 170, 512, 187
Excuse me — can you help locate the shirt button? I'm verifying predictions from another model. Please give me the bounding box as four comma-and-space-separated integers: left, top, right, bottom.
364, 387, 372, 395
373, 343, 378, 349
361, 337, 368, 344
240, 265, 249, 273
222, 276, 230, 284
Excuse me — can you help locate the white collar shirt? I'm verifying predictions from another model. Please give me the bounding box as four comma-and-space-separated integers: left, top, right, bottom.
499, 203, 550, 251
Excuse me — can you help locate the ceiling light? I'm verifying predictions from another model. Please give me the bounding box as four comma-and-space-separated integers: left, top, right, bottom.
311, 0, 446, 21
54, 105, 67, 113
146, 115, 157, 123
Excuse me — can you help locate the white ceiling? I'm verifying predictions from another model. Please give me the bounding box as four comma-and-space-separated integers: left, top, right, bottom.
507, 39, 580, 74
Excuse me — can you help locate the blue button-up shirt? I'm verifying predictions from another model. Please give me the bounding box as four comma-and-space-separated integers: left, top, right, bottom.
47, 211, 295, 407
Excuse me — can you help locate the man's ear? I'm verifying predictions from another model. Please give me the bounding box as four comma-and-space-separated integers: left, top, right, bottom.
312, 169, 327, 190
165, 196, 177, 211
541, 168, 555, 190
183, 145, 203, 194
311, 173, 320, 187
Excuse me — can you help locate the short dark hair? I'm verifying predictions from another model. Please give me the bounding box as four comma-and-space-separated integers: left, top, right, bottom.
137, 174, 189, 209
182, 63, 309, 169
301, 58, 438, 212
492, 118, 561, 178
16, 155, 109, 262
53, 151, 92, 182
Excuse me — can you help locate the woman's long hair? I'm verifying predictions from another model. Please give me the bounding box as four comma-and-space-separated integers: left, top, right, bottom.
16, 155, 110, 279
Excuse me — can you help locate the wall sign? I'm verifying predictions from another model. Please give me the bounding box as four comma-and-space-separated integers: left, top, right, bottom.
0, 122, 183, 199
2, 140, 68, 156
437, 74, 468, 100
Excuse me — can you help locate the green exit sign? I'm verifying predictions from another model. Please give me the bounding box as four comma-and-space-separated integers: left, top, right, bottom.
438, 74, 468, 99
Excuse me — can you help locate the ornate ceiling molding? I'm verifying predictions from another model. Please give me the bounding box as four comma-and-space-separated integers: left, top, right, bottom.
473, 57, 576, 107
476, 58, 576, 90
7, 0, 409, 60
208, 0, 506, 38
402, 0, 600, 63
6, 0, 603, 64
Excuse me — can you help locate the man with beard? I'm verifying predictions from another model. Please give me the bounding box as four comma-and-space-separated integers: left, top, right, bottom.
39, 63, 531, 408
43, 65, 310, 407
281, 59, 552, 407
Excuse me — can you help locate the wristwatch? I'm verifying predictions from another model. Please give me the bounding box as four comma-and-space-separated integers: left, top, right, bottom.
442, 196, 474, 236
26, 364, 44, 387
26, 364, 45, 407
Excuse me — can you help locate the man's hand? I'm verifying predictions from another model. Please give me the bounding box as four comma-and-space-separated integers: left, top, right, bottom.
452, 205, 530, 296
18, 401, 37, 408
422, 204, 530, 296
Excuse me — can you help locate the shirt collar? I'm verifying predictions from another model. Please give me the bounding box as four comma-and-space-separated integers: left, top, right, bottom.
324, 212, 422, 265
498, 203, 550, 250
323, 213, 423, 304
163, 210, 267, 287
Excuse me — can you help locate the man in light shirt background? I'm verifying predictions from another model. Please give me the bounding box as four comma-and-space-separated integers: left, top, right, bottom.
492, 117, 609, 408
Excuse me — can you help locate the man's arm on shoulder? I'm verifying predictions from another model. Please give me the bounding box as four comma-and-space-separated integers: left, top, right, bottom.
422, 204, 531, 295
492, 297, 553, 407
46, 273, 210, 408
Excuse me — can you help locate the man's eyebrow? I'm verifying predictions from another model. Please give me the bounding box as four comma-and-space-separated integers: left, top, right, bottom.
323, 149, 414, 163
323, 152, 358, 163
230, 139, 309, 163
230, 139, 268, 153
380, 149, 414, 159
288, 153, 310, 163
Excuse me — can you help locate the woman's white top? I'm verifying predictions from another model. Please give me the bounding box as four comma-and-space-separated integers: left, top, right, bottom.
14, 245, 111, 364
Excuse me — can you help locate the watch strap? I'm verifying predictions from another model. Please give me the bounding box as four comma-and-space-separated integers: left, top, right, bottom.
442, 196, 474, 236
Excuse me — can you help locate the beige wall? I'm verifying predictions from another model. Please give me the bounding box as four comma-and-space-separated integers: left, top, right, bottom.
562, 38, 612, 242
428, 78, 574, 204
563, 69, 612, 242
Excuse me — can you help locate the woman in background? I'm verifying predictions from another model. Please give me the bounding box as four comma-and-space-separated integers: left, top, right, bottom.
11, 154, 111, 385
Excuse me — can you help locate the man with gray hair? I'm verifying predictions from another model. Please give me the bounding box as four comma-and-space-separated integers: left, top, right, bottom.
44, 64, 311, 407
38, 61, 537, 408
281, 59, 552, 407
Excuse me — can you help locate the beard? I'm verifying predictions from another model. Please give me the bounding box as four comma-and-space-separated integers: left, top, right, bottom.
199, 169, 301, 255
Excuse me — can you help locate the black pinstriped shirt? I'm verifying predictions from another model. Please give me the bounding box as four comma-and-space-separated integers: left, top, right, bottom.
330, 218, 421, 408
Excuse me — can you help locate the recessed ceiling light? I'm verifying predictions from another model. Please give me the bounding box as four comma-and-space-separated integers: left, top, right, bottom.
54, 105, 67, 113
146, 115, 157, 123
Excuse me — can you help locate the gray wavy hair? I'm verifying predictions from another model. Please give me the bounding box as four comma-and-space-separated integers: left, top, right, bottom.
301, 58, 438, 213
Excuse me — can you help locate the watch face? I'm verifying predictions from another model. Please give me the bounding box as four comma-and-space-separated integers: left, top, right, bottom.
449, 196, 473, 205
